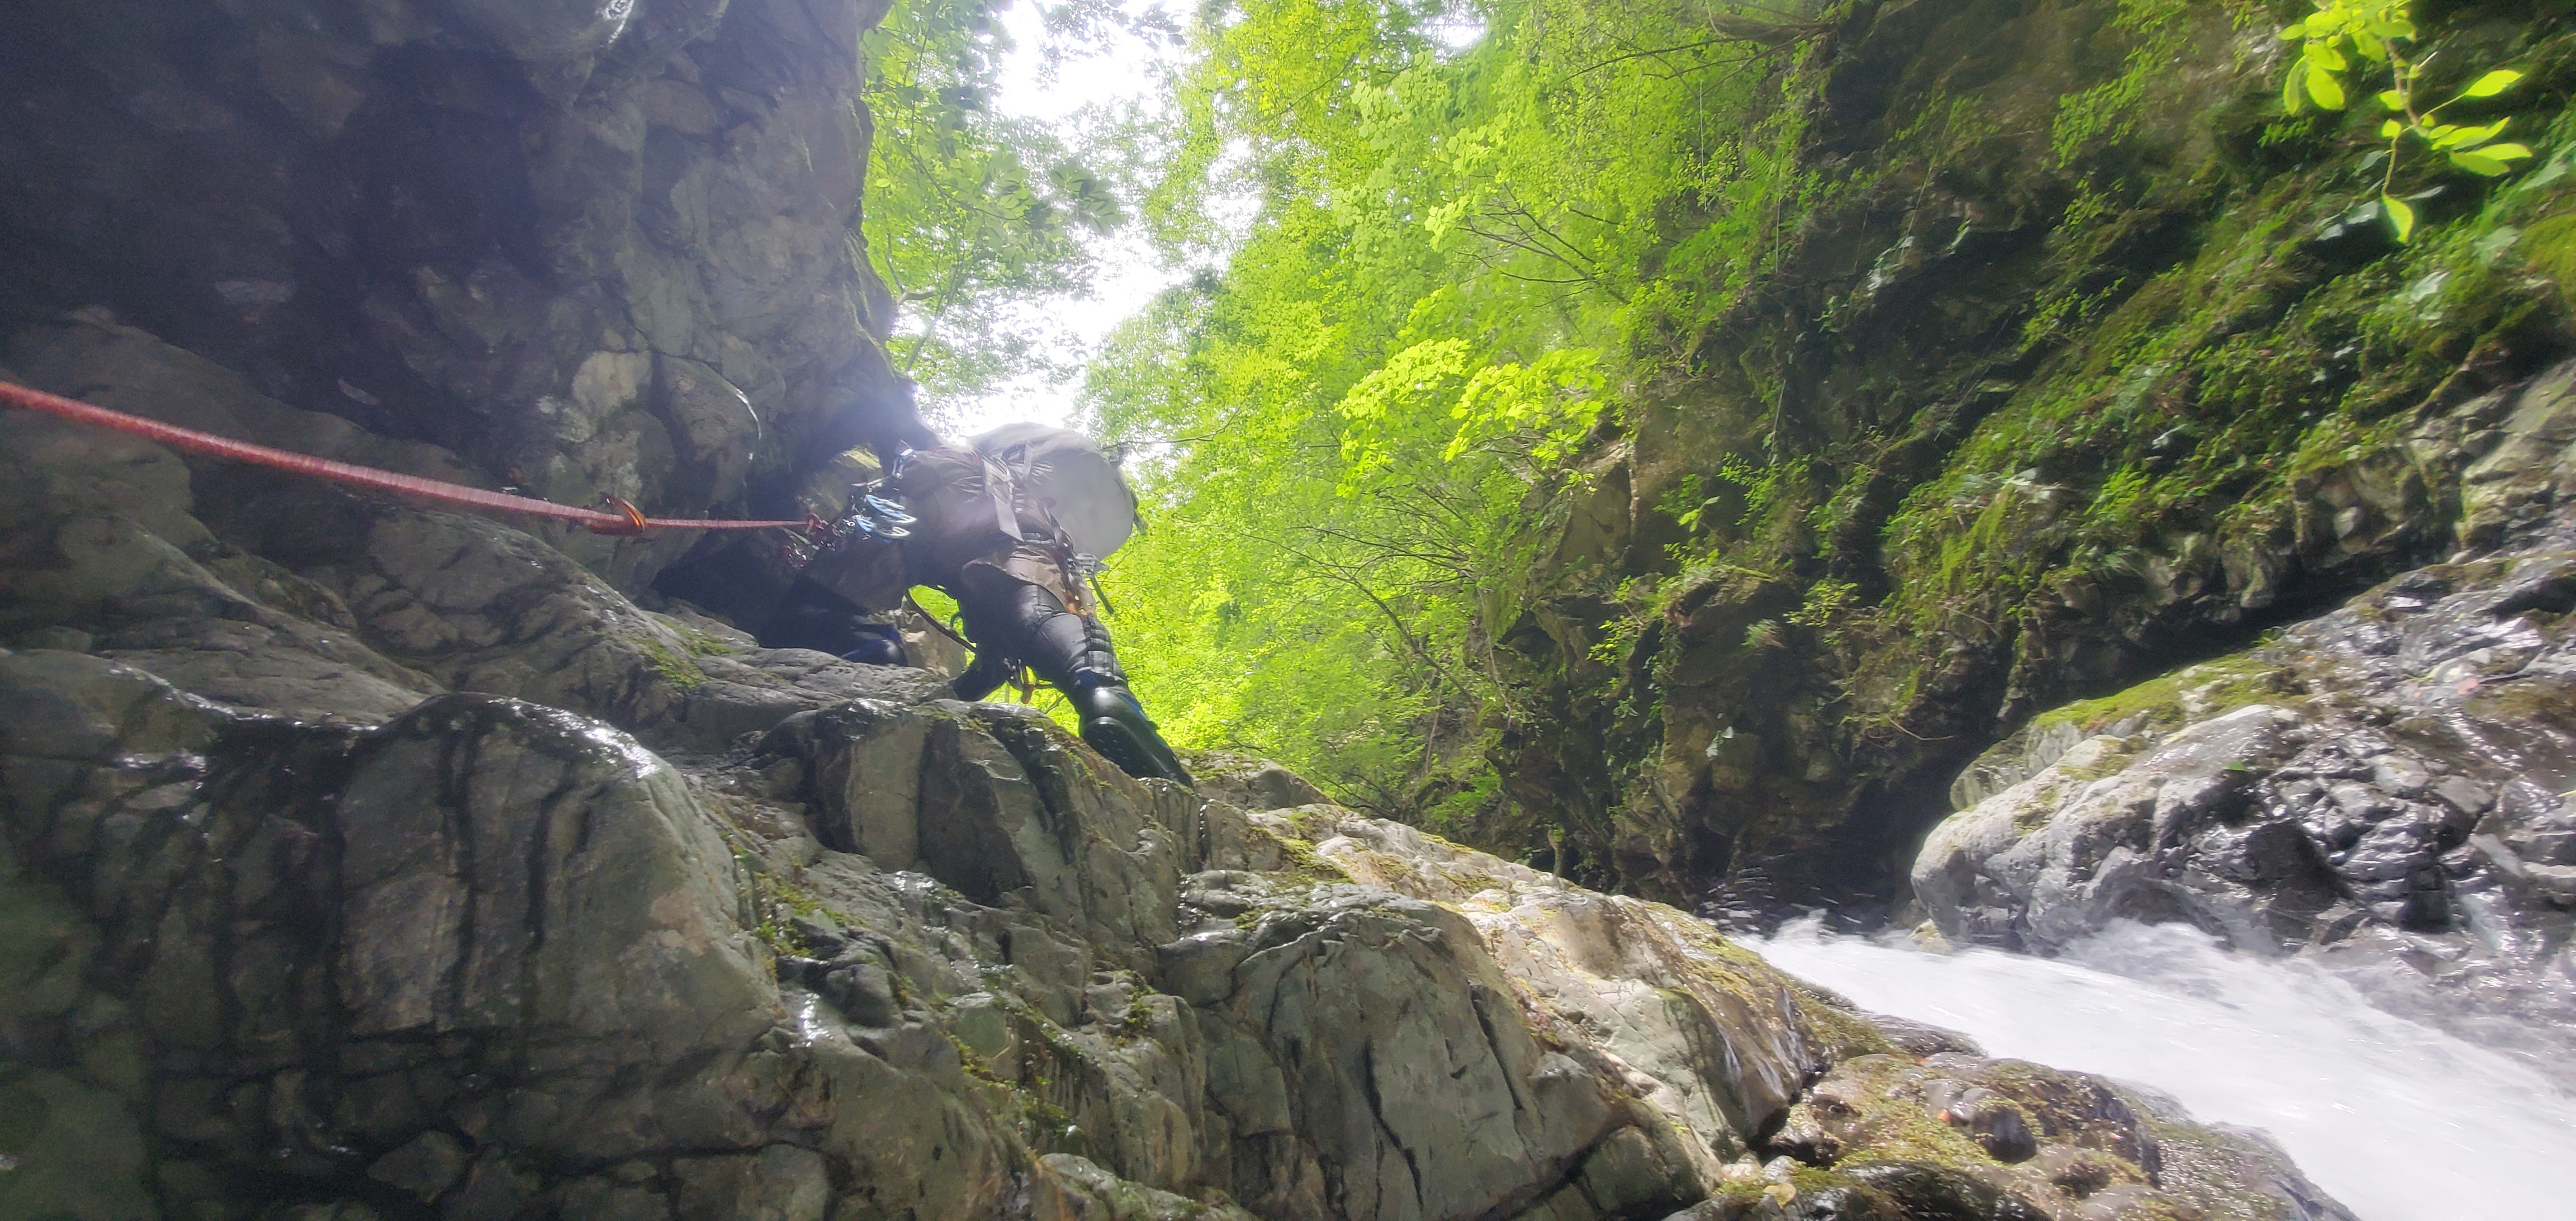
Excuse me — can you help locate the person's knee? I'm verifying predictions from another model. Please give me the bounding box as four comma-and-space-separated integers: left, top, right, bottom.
837, 623, 907, 666
759, 581, 910, 664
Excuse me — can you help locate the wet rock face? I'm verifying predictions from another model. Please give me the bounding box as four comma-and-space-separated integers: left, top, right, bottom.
1761, 1054, 2353, 1221
0, 565, 2352, 1220
0, 0, 908, 595
1188, 753, 1334, 812
0, 0, 2393, 1211
0, 326, 2366, 1218
0, 329, 945, 757
1914, 486, 2576, 1078
1475, 0, 2574, 911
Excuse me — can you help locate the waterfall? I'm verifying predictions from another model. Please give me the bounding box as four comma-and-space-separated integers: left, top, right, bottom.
1745, 919, 2576, 1220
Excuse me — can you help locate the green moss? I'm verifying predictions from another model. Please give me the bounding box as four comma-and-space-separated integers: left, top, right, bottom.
1704, 1163, 1855, 1204
2519, 211, 2576, 304
950, 1028, 1008, 1084
639, 637, 707, 690
750, 919, 808, 957
1813, 1056, 2000, 1168
1120, 994, 1157, 1034
1273, 807, 1339, 840
735, 855, 833, 960
2032, 653, 2288, 737
1249, 818, 1356, 883
2127, 1110, 2295, 1221
676, 627, 738, 657
1279, 839, 1347, 882
769, 878, 830, 921
1792, 992, 1902, 1062
1872, 124, 2567, 635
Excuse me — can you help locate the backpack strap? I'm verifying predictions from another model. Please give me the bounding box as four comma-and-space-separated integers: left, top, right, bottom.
977, 449, 1024, 541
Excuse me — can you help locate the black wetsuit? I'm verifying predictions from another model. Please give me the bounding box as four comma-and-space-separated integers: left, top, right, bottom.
759, 427, 1190, 786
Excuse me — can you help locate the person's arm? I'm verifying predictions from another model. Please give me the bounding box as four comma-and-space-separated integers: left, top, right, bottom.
804, 378, 943, 478
863, 378, 941, 463
863, 397, 941, 465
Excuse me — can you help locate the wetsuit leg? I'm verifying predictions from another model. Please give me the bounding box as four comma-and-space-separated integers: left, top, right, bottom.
761, 578, 908, 665
954, 581, 1192, 786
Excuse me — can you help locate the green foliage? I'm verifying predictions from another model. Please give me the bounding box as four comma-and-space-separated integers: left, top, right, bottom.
2277, 0, 2534, 240
860, 0, 1142, 399
2050, 0, 2202, 163
1090, 0, 1825, 811
1876, 68, 2571, 680
985, 0, 2570, 888
1784, 578, 1857, 630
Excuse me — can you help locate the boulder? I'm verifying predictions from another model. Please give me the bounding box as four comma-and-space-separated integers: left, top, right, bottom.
0, 0, 913, 601
1914, 496, 2576, 1082
0, 622, 2353, 1219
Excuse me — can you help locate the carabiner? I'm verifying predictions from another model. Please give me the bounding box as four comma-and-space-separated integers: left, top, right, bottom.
864, 494, 916, 525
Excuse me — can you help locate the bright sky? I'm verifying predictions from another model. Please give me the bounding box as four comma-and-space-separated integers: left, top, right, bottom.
939, 3, 1190, 437
930, 2, 1476, 440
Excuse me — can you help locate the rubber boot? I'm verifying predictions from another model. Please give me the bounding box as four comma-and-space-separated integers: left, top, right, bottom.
1068, 668, 1192, 787
951, 576, 1193, 786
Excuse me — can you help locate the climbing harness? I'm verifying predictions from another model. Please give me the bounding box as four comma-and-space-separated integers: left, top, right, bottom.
1067, 551, 1116, 617
0, 378, 825, 537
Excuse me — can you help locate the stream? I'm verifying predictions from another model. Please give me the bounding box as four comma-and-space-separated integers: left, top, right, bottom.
1744, 919, 2576, 1220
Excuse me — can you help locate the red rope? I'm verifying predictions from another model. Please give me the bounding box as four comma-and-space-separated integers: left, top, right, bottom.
0, 378, 813, 536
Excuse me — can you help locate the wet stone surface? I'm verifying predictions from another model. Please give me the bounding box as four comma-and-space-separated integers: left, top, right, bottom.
1916, 499, 2576, 1083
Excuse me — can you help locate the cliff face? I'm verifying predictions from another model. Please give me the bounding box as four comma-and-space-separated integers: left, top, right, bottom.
0, 101, 2350, 1211
0, 0, 910, 603
1475, 0, 2576, 912
0, 0, 2537, 1214
0, 434, 2348, 1221
1912, 371, 2576, 1085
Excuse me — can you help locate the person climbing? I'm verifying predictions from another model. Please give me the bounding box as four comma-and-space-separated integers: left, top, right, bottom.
761, 420, 1193, 788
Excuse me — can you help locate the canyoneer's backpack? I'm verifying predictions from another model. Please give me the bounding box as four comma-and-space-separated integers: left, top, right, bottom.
954, 421, 1139, 561
802, 423, 1138, 613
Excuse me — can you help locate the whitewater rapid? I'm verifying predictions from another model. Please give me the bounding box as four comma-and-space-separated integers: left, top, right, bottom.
1745, 920, 2576, 1221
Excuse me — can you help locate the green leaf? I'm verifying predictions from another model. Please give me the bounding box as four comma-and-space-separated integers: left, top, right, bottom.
2284, 61, 2308, 115
2459, 69, 2524, 98
2279, 21, 2308, 39
2436, 120, 2509, 149
2483, 143, 2535, 162
2380, 119, 2405, 138
2304, 66, 2347, 111
2376, 89, 2404, 111
2383, 194, 2416, 242
2302, 40, 2347, 72
2450, 152, 2510, 176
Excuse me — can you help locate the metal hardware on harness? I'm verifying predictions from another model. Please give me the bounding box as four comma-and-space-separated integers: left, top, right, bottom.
839, 481, 915, 541
841, 513, 911, 542
1066, 552, 1117, 617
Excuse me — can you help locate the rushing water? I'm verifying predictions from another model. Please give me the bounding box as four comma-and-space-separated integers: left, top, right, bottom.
1744, 919, 2576, 1221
